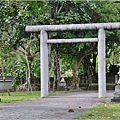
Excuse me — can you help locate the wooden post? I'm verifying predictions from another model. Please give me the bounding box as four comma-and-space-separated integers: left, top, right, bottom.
40, 30, 49, 97
98, 28, 106, 98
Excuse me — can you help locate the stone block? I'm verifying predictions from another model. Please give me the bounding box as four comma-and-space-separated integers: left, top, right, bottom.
115, 84, 120, 92
58, 82, 66, 91
113, 92, 120, 98
111, 98, 120, 102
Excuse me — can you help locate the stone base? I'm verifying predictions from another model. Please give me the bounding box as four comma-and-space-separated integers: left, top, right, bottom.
111, 98, 120, 102
58, 86, 66, 91
58, 82, 66, 91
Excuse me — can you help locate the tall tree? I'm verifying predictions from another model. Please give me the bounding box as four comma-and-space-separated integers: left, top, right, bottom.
42, 0, 100, 89
0, 1, 47, 92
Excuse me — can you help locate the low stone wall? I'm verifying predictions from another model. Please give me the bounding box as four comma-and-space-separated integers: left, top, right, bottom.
79, 73, 117, 90
25, 73, 117, 91
0, 76, 14, 92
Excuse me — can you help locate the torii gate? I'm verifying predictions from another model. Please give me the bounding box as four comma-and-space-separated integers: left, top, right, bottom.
25, 22, 120, 98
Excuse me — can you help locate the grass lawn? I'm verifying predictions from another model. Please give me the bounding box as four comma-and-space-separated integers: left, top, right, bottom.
0, 91, 64, 103
74, 100, 120, 120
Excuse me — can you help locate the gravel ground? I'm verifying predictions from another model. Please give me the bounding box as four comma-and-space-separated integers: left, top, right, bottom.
0, 90, 113, 120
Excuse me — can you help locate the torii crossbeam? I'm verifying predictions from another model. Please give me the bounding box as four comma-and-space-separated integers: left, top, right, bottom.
25, 22, 120, 98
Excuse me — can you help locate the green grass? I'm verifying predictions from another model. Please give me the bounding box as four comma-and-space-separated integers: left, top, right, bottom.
74, 100, 120, 120
0, 91, 64, 103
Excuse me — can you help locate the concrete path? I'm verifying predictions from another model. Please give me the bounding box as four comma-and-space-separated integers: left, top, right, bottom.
0, 90, 113, 120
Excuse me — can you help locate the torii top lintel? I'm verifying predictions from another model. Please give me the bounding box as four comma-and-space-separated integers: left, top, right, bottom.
25, 22, 120, 32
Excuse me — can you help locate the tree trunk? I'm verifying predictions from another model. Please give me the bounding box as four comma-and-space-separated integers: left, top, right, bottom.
48, 44, 51, 91
92, 52, 97, 75
72, 59, 80, 90
53, 46, 60, 91
72, 56, 85, 90
25, 55, 33, 94
25, 42, 33, 94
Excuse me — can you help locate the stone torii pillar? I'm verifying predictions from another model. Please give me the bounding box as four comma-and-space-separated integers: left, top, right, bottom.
98, 29, 106, 98
40, 30, 49, 97
25, 22, 120, 98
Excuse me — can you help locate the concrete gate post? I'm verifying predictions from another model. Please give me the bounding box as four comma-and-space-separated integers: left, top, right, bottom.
98, 28, 106, 98
40, 30, 49, 97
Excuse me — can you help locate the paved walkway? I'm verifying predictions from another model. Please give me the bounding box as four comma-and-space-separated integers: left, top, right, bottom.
0, 90, 113, 120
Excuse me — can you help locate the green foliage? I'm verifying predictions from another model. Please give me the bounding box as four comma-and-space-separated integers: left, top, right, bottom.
106, 44, 120, 65
0, 0, 120, 81
74, 100, 120, 120
95, 1, 120, 66
43, 1, 100, 76
0, 1, 45, 81
12, 80, 20, 88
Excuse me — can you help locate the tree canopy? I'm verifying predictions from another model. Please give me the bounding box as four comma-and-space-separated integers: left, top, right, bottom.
0, 0, 120, 90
